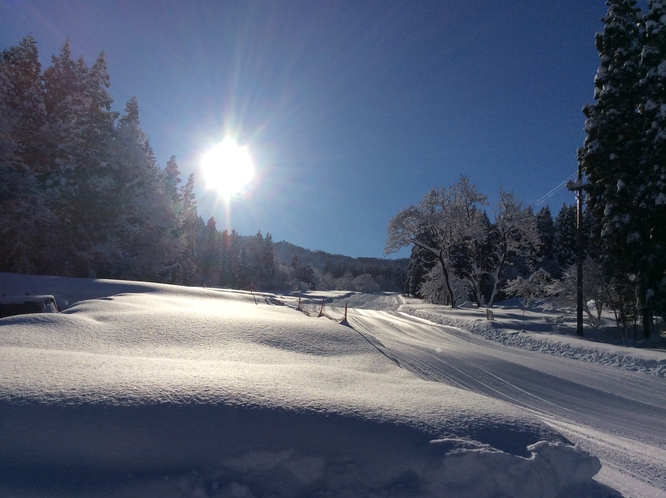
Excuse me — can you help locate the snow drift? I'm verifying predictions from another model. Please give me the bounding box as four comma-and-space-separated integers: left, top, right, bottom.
0, 273, 603, 497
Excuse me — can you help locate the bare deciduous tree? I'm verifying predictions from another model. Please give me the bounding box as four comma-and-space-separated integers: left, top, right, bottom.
486, 189, 540, 307
386, 176, 487, 307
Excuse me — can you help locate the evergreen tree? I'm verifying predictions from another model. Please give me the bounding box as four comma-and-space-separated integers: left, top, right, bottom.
0, 36, 198, 281
534, 205, 561, 278
0, 35, 46, 169
0, 35, 53, 273
405, 240, 437, 298
164, 155, 183, 208
246, 231, 264, 284
107, 97, 181, 280
166, 163, 201, 285
579, 0, 666, 334
200, 216, 221, 285
637, 0, 666, 318
263, 232, 276, 285
41, 41, 119, 276
553, 204, 578, 269
228, 229, 247, 288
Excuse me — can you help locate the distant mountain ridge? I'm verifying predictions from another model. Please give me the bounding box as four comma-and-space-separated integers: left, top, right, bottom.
272, 241, 408, 271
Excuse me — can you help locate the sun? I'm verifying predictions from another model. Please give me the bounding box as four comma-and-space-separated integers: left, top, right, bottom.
201, 138, 255, 198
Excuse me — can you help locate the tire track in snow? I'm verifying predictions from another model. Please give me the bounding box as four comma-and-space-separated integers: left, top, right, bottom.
348, 310, 579, 417
342, 306, 666, 496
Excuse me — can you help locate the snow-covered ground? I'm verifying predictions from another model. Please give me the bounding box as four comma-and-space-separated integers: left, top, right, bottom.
0, 274, 663, 497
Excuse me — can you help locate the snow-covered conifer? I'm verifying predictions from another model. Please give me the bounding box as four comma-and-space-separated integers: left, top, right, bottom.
107, 97, 182, 280
553, 204, 577, 269
579, 0, 666, 334
535, 205, 559, 276
636, 0, 666, 318
0, 36, 53, 273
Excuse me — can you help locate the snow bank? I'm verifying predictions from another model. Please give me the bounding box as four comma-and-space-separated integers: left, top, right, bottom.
399, 303, 666, 378
0, 273, 605, 497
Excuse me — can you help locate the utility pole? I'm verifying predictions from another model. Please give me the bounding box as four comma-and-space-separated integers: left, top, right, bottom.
566, 164, 589, 337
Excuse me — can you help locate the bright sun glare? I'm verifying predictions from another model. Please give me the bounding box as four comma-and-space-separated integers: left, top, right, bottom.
201, 138, 255, 198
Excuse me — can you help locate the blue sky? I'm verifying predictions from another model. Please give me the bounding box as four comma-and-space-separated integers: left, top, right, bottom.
1, 0, 608, 258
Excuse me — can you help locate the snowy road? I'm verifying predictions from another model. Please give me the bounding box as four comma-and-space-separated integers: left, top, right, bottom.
317, 296, 666, 498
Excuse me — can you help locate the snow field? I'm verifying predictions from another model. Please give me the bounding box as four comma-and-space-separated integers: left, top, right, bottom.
0, 273, 610, 497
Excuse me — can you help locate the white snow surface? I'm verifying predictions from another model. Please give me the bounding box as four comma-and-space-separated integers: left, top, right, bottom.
0, 274, 662, 497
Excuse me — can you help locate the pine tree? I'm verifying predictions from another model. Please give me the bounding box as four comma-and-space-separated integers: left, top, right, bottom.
553, 204, 578, 269
0, 35, 46, 169
263, 232, 276, 285
0, 36, 53, 273
200, 216, 221, 286
164, 155, 183, 208
579, 0, 666, 334
1, 36, 192, 281
637, 0, 666, 318
41, 41, 119, 276
405, 240, 436, 298
164, 158, 201, 285
107, 97, 181, 280
180, 173, 200, 274
577, 0, 643, 255
534, 205, 560, 277
229, 229, 247, 288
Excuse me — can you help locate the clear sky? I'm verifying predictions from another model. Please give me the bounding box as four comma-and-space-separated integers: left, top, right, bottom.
1, 0, 608, 258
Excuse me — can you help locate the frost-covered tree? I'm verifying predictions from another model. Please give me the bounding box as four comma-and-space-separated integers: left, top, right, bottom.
385, 176, 487, 307
636, 0, 666, 320
352, 273, 381, 293
164, 155, 183, 208
262, 232, 277, 285
486, 190, 540, 307
550, 257, 618, 330
0, 35, 53, 273
460, 209, 492, 306
0, 36, 198, 280
200, 216, 221, 285
579, 0, 666, 335
419, 264, 471, 306
170, 172, 201, 285
106, 97, 182, 280
40, 41, 120, 276
504, 268, 553, 308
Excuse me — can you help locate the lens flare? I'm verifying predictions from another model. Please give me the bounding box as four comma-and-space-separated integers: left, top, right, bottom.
201, 138, 255, 198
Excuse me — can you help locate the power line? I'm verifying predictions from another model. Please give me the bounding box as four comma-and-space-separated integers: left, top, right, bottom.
531, 170, 578, 209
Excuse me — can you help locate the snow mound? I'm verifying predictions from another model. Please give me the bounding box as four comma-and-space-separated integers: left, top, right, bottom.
0, 273, 607, 497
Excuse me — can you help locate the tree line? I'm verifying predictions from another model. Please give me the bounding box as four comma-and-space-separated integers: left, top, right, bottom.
0, 36, 194, 282
388, 0, 666, 340
0, 36, 406, 292
386, 177, 578, 307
